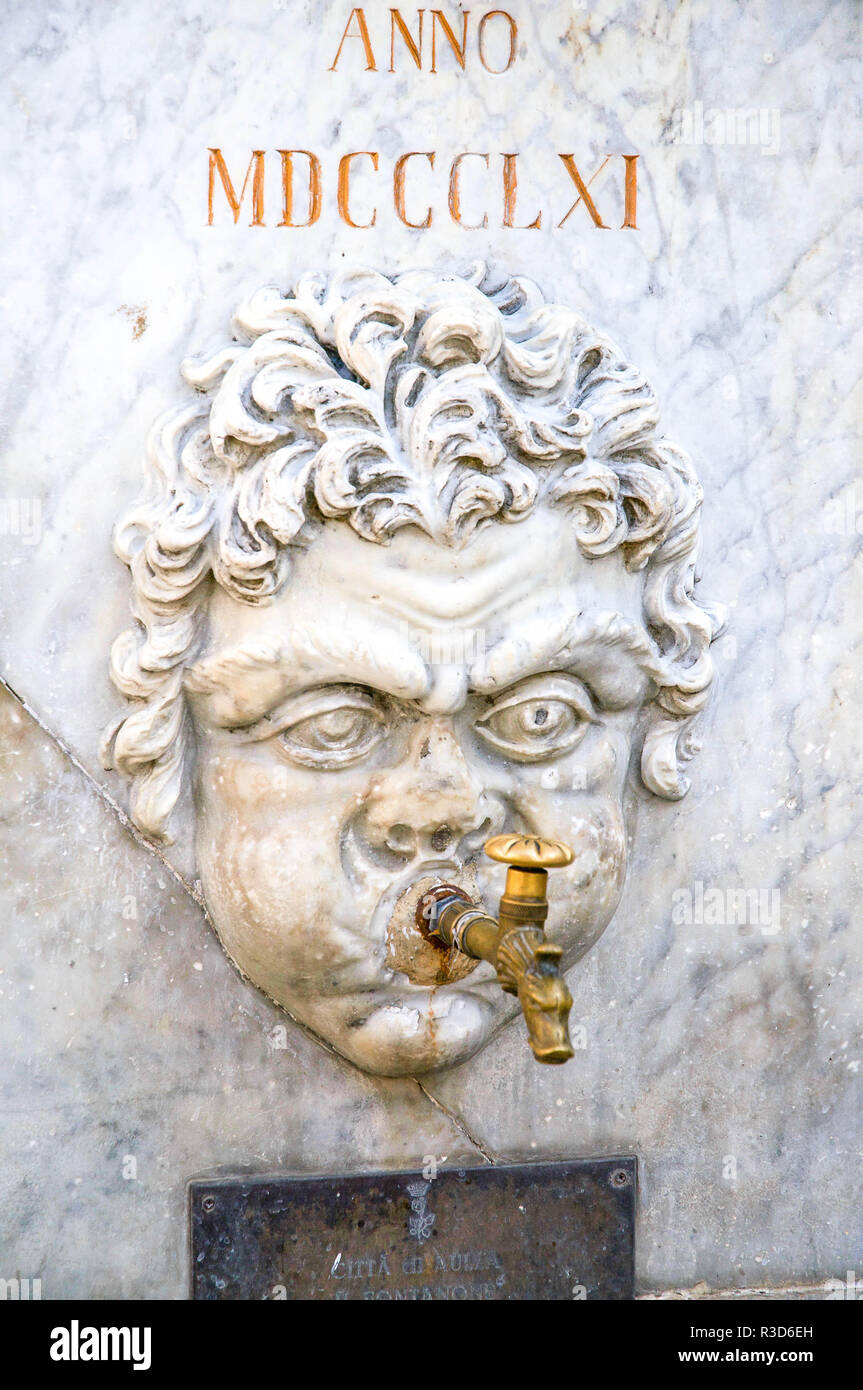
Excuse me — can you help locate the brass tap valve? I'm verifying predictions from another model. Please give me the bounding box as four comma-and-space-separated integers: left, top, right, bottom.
424, 835, 575, 1065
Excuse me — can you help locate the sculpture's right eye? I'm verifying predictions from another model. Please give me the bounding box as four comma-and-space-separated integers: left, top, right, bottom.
267, 689, 386, 769
278, 703, 385, 768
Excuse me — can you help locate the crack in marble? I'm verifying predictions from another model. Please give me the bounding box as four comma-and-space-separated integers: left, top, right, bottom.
415, 1080, 498, 1165
0, 671, 381, 1086
0, 670, 204, 904
0, 669, 511, 1143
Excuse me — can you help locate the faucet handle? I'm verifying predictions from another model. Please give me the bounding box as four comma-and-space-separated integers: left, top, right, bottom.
484, 834, 574, 870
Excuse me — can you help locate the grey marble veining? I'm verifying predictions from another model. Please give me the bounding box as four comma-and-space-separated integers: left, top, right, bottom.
0, 688, 481, 1298
0, 0, 861, 1296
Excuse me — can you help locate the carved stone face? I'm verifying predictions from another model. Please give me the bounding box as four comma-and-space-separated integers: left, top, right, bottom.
104, 267, 718, 1077
186, 506, 647, 1073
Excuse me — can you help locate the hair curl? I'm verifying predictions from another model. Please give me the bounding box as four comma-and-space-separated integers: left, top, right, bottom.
102, 264, 722, 840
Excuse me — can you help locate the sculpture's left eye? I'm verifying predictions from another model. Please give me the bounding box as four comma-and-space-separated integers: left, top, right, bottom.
275, 692, 386, 769
476, 676, 595, 763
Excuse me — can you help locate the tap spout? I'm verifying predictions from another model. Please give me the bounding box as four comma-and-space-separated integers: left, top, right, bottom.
423, 843, 575, 1065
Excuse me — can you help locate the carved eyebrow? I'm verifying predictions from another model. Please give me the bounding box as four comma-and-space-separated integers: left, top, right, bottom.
184, 610, 668, 728
472, 611, 668, 708
184, 636, 286, 695
183, 626, 430, 725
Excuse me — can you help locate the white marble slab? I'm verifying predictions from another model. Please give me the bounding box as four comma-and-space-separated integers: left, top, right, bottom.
0, 0, 860, 1294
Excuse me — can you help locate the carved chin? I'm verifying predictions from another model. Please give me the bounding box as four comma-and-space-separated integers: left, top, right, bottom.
304, 981, 503, 1077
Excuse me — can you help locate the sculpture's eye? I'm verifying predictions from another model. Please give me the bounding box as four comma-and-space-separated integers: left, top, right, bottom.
476, 676, 595, 763
273, 691, 386, 769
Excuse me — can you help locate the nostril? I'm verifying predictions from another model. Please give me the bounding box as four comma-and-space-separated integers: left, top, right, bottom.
386, 823, 414, 855
430, 825, 453, 853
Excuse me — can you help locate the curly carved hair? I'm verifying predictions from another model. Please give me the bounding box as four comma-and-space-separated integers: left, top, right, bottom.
102, 264, 722, 841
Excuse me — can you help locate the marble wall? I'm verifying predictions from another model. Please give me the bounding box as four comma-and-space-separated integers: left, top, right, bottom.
1, 0, 860, 1297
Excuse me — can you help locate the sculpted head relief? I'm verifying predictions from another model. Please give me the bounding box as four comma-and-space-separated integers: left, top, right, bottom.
102, 265, 721, 1075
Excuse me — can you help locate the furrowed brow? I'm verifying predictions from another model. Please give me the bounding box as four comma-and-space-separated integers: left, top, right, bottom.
183, 626, 431, 725
472, 611, 669, 707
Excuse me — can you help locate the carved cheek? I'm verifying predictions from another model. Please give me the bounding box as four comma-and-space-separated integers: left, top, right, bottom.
504, 781, 627, 889
556, 812, 626, 895
201, 796, 337, 916
541, 807, 628, 960
196, 752, 309, 816
197, 748, 366, 823
504, 728, 626, 809
197, 807, 359, 996
502, 737, 629, 944
195, 753, 354, 939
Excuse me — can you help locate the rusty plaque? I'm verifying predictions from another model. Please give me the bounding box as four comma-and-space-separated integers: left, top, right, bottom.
189, 1157, 636, 1300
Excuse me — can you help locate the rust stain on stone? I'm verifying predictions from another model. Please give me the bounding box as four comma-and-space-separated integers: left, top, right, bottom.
116, 304, 148, 340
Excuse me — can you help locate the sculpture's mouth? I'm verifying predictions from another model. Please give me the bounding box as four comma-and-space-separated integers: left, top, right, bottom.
375, 859, 488, 987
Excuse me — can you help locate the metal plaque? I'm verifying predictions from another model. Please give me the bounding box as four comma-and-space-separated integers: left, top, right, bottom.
190, 1157, 636, 1300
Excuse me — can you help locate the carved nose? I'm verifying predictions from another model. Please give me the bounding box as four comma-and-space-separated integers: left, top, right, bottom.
364, 722, 488, 857
382, 821, 454, 856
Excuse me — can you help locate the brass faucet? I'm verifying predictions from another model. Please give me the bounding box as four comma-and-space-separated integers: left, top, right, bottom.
422, 834, 575, 1064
